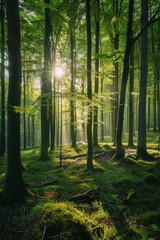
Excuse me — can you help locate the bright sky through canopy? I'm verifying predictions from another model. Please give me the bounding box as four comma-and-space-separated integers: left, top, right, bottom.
55, 67, 64, 78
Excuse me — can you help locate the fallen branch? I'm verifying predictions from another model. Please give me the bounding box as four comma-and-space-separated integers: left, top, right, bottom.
62, 150, 106, 160
48, 231, 72, 239
66, 187, 108, 204
28, 180, 58, 188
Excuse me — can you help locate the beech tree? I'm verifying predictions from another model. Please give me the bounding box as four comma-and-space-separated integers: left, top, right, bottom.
115, 0, 134, 158
40, 0, 51, 160
2, 0, 28, 204
0, 0, 5, 156
137, 0, 148, 156
86, 0, 94, 171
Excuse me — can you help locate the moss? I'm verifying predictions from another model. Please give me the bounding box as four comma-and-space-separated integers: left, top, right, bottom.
28, 201, 117, 240
143, 174, 159, 185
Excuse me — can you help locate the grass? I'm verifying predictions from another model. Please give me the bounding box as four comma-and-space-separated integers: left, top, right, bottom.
0, 130, 160, 239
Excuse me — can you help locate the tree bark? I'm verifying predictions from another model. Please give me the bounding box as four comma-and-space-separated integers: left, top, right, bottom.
137, 0, 148, 156
51, 48, 56, 150
115, 0, 134, 158
86, 0, 94, 171
0, 0, 5, 156
23, 69, 26, 149
93, 0, 100, 147
2, 0, 27, 204
70, 29, 76, 147
40, 0, 51, 160
128, 39, 134, 147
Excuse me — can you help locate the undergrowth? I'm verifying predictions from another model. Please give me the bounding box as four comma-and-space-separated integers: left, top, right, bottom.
0, 131, 160, 239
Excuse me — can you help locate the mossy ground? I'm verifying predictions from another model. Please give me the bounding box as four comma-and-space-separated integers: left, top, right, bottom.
0, 131, 160, 239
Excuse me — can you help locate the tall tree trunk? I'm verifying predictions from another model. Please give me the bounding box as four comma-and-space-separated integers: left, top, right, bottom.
57, 82, 59, 147
93, 0, 100, 146
27, 76, 30, 147
86, 0, 94, 171
81, 80, 86, 142
2, 0, 27, 204
70, 29, 76, 147
115, 0, 134, 158
128, 39, 134, 147
112, 0, 119, 145
158, 16, 160, 134
0, 0, 5, 156
23, 69, 26, 149
137, 0, 148, 156
151, 18, 157, 132
40, 0, 51, 160
147, 91, 151, 130
101, 59, 104, 141
51, 48, 56, 150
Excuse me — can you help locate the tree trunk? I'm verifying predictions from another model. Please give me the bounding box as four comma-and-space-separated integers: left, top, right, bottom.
27, 73, 30, 146
2, 0, 27, 204
81, 79, 86, 142
0, 0, 5, 156
115, 0, 134, 158
70, 29, 76, 147
128, 39, 134, 147
112, 0, 119, 145
147, 92, 150, 130
86, 0, 94, 171
151, 19, 157, 132
51, 48, 56, 150
93, 0, 100, 147
101, 58, 104, 141
23, 70, 26, 149
137, 0, 148, 156
40, 0, 51, 160
158, 16, 160, 134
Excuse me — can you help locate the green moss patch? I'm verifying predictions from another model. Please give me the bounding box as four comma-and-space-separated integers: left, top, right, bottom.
28, 201, 117, 240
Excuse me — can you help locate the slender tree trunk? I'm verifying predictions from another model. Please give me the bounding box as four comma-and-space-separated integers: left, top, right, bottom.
147, 91, 151, 130
112, 0, 119, 145
51, 48, 56, 150
93, 0, 100, 146
81, 79, 86, 142
128, 39, 134, 147
26, 72, 30, 147
158, 16, 160, 134
2, 0, 27, 204
57, 82, 59, 147
151, 20, 157, 132
101, 60, 104, 141
70, 29, 76, 147
0, 0, 5, 156
137, 0, 148, 156
115, 0, 134, 158
23, 70, 26, 149
40, 0, 51, 160
86, 0, 94, 171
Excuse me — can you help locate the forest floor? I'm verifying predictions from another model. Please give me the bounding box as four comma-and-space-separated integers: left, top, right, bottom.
0, 131, 160, 239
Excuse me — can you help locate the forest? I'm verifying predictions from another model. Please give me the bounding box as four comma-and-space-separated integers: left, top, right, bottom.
0, 0, 160, 239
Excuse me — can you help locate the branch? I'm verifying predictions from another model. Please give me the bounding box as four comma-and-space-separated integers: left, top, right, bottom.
119, 0, 124, 16
133, 7, 160, 43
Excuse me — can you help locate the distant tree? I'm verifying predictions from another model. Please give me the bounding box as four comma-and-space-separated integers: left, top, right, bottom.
86, 0, 94, 171
137, 0, 148, 156
2, 0, 28, 204
0, 0, 5, 156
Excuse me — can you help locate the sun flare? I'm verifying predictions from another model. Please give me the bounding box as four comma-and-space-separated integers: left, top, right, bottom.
55, 67, 64, 78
